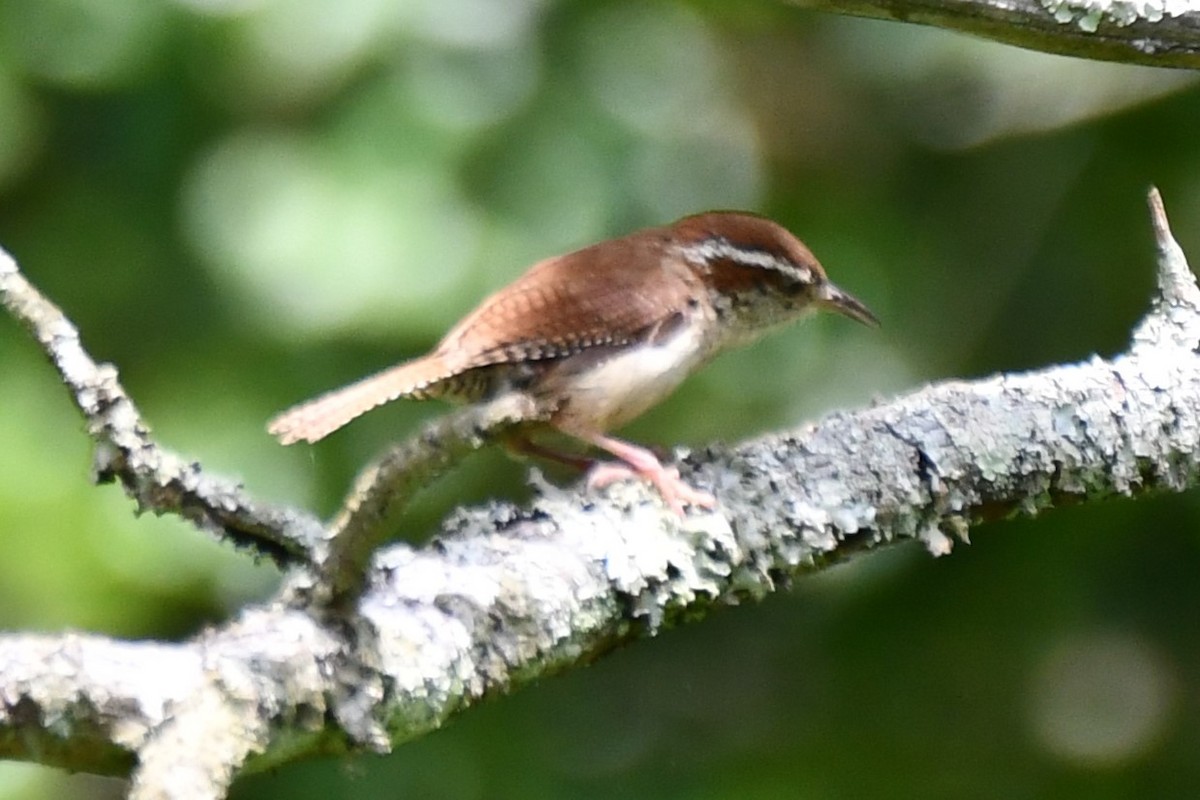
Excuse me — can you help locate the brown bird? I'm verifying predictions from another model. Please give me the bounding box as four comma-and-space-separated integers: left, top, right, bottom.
268, 211, 878, 514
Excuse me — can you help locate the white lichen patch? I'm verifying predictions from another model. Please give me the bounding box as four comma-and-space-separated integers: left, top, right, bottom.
787, 501, 838, 553
1040, 0, 1196, 31
587, 499, 740, 630
362, 597, 477, 698
920, 524, 955, 556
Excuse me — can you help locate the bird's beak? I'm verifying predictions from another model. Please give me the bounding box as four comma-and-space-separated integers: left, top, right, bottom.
818, 281, 880, 328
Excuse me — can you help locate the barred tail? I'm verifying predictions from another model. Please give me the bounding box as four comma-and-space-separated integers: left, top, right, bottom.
267, 357, 447, 445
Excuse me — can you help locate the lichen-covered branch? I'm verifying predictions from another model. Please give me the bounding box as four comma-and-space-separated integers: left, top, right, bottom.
0, 252, 324, 566
790, 0, 1200, 68
0, 612, 347, 800
0, 189, 1198, 798
318, 393, 546, 603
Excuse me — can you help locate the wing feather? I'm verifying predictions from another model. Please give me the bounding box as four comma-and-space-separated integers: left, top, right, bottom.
436, 231, 697, 371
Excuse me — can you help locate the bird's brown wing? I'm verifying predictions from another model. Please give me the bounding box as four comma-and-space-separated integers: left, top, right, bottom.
435, 231, 697, 372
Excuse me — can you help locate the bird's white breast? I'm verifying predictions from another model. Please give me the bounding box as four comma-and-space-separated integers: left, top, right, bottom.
549, 318, 710, 433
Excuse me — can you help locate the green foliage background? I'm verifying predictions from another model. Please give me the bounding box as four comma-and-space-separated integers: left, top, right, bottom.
1, 0, 1200, 797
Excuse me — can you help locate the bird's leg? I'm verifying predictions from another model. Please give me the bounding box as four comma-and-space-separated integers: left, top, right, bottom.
578, 432, 716, 516
503, 433, 595, 471
503, 430, 715, 515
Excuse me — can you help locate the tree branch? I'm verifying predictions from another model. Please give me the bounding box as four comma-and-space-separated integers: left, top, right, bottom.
0, 188, 1197, 797
0, 252, 324, 567
790, 0, 1200, 68
319, 393, 546, 604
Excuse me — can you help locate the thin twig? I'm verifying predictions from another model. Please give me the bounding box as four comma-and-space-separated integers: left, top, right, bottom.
319, 393, 546, 602
0, 248, 323, 565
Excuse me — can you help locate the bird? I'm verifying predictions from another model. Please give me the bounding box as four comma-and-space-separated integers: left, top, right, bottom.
268, 211, 878, 515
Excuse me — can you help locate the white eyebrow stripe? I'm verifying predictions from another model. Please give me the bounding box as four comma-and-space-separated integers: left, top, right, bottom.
677, 238, 812, 284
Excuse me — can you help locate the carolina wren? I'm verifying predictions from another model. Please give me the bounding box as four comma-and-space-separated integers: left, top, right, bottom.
268, 212, 878, 514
